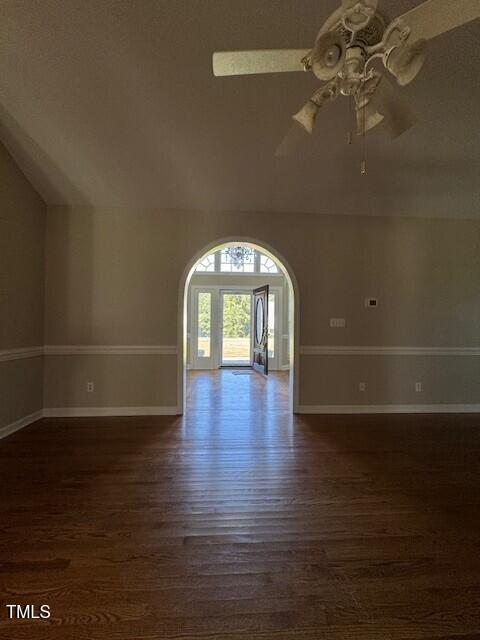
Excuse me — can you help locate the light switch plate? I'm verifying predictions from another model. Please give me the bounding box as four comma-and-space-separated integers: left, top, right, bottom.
330, 318, 346, 328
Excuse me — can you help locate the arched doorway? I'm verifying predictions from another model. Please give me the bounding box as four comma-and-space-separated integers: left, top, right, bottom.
177, 238, 299, 414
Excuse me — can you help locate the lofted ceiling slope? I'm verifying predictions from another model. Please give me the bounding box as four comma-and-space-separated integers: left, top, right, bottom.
0, 0, 479, 217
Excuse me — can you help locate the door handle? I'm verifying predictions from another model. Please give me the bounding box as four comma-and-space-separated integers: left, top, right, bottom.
261, 327, 268, 346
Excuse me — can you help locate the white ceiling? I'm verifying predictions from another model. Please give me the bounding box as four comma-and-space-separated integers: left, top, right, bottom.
0, 0, 479, 217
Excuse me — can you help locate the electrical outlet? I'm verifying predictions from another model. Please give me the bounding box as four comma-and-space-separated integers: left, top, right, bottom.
415, 382, 422, 393
359, 382, 366, 392
87, 381, 94, 393
330, 318, 346, 328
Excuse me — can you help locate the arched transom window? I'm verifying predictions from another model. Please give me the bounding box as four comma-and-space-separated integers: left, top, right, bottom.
195, 253, 215, 272
194, 247, 280, 275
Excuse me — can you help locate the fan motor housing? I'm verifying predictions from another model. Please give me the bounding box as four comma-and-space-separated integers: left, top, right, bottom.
352, 14, 387, 46
311, 31, 346, 81
312, 11, 387, 82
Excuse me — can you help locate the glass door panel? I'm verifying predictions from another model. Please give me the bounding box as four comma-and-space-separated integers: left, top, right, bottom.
197, 292, 211, 358
193, 289, 216, 369
268, 293, 275, 359
221, 292, 252, 366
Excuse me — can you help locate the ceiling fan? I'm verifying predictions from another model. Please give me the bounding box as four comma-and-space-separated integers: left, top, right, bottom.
212, 0, 479, 155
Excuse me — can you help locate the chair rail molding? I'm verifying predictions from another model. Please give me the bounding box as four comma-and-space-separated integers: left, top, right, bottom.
3, 344, 479, 360
300, 345, 480, 356
0, 346, 43, 362
43, 345, 177, 355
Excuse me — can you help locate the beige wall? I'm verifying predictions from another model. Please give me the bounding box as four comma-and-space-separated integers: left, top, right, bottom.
0, 142, 46, 431
0, 358, 44, 428
44, 206, 480, 411
43, 354, 177, 411
300, 355, 480, 407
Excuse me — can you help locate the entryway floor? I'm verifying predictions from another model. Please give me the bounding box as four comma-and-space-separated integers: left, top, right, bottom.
186, 368, 290, 413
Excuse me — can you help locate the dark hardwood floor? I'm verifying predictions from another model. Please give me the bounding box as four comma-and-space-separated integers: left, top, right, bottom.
1, 369, 480, 639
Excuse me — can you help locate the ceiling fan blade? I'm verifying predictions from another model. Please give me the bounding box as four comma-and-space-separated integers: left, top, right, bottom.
275, 124, 310, 157
371, 76, 417, 139
396, 0, 479, 42
212, 49, 310, 77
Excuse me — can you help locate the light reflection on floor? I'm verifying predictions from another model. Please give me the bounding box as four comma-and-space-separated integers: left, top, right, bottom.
184, 369, 294, 482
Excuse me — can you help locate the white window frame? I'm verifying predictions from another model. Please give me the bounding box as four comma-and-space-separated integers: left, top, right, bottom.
259, 253, 280, 275
194, 249, 282, 276
191, 288, 218, 369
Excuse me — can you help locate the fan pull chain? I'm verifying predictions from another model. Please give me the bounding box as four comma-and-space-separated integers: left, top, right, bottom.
347, 97, 354, 146
361, 73, 367, 176
361, 96, 366, 174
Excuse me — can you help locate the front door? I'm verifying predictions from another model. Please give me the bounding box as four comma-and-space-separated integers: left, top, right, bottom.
253, 285, 269, 375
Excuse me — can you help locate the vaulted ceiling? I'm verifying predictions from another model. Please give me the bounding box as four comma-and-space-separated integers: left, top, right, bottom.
0, 0, 478, 217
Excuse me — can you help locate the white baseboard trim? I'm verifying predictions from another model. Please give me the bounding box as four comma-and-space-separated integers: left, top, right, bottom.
298, 404, 480, 415
0, 406, 179, 439
280, 364, 290, 371
43, 406, 179, 418
0, 410, 43, 440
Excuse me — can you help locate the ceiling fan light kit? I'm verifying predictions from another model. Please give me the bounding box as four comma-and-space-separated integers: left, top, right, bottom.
292, 101, 319, 134
373, 77, 417, 139
383, 38, 427, 86
311, 31, 346, 80
356, 102, 384, 135
294, 81, 340, 133
341, 0, 379, 32
212, 0, 479, 156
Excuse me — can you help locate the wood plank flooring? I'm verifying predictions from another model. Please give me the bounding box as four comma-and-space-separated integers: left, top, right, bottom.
1, 368, 480, 639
